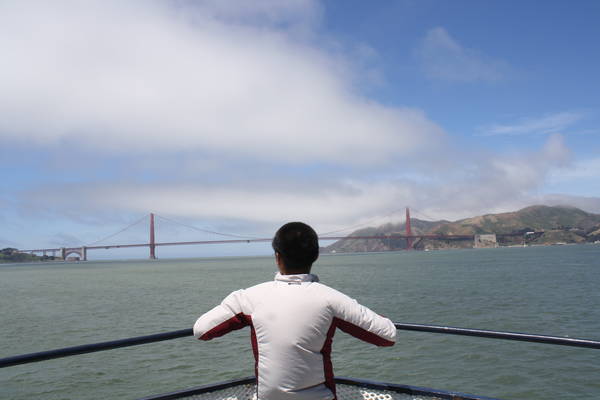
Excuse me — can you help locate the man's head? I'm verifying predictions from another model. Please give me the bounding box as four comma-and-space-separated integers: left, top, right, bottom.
272, 222, 319, 274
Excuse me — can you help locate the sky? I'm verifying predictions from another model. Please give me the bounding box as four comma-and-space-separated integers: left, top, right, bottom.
1, 0, 599, 259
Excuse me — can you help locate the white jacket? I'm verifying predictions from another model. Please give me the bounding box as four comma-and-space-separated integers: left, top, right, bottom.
193, 273, 396, 400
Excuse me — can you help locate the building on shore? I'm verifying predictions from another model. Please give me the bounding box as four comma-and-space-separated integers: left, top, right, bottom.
474, 234, 498, 248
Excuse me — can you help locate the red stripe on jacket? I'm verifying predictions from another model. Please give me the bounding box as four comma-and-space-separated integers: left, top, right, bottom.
199, 312, 250, 340
320, 317, 394, 400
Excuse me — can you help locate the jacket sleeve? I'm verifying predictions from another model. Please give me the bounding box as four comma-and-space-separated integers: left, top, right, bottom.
330, 290, 396, 346
193, 290, 250, 341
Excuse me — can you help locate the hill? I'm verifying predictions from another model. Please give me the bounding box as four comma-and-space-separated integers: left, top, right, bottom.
325, 218, 444, 253
324, 205, 600, 253
0, 248, 56, 263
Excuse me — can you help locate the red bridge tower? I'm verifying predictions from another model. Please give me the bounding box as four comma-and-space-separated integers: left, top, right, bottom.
149, 213, 156, 259
405, 207, 413, 250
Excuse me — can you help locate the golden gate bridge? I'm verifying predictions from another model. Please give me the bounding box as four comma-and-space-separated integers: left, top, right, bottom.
19, 208, 529, 261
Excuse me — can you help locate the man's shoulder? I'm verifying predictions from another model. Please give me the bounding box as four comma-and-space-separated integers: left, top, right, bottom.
240, 280, 341, 292
242, 280, 274, 293
310, 281, 349, 298
236, 280, 348, 299
220, 282, 273, 308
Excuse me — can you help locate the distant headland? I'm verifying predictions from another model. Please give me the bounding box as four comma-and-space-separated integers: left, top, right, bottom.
0, 248, 58, 263
4, 205, 600, 263
325, 205, 600, 253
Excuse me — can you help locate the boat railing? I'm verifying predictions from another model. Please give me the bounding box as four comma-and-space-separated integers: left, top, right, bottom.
1, 322, 599, 369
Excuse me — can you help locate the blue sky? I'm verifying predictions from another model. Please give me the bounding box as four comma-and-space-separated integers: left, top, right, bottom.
1, 0, 599, 259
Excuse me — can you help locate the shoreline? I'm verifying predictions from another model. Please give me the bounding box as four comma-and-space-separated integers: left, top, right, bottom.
2, 242, 599, 266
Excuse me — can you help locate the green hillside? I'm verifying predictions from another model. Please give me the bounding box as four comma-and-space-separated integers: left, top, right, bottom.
0, 248, 55, 263
325, 205, 600, 253
437, 205, 600, 234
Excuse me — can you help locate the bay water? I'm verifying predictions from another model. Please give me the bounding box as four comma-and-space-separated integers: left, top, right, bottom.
1, 245, 599, 399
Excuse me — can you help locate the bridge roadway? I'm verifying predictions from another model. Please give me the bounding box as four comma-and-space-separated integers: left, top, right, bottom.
21, 232, 529, 254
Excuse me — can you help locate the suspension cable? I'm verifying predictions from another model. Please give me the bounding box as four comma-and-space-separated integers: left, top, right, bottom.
154, 214, 260, 240
409, 207, 438, 222
85, 215, 148, 246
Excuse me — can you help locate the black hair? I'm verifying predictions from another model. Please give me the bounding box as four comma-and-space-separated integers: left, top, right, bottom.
272, 222, 319, 272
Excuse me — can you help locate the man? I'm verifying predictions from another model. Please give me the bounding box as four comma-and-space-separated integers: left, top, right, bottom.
193, 222, 396, 400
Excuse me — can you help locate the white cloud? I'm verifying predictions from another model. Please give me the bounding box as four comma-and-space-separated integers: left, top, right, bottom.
0, 0, 444, 166
3, 3, 597, 248
20, 179, 413, 234
185, 0, 322, 26
404, 134, 573, 220
549, 157, 600, 181
18, 134, 591, 236
545, 157, 600, 198
417, 27, 509, 82
539, 194, 600, 214
481, 111, 584, 136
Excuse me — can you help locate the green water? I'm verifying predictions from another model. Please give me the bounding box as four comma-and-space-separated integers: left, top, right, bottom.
1, 245, 599, 399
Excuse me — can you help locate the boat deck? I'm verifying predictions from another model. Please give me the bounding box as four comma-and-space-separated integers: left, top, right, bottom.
137, 376, 500, 400
179, 383, 432, 400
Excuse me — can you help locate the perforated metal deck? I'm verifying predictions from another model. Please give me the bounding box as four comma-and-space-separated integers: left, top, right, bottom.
137, 377, 500, 400
173, 382, 440, 400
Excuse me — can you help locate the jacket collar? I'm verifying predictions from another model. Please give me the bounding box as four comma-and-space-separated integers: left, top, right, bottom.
274, 272, 319, 283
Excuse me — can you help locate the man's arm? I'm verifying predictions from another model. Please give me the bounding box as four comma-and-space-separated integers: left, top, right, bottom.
330, 291, 396, 346
193, 290, 250, 341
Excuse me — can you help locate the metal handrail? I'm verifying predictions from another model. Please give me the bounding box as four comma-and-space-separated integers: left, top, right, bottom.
0, 329, 192, 368
393, 323, 600, 349
1, 323, 599, 368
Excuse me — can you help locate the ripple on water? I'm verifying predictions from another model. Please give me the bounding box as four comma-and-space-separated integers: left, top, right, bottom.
1, 246, 599, 400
